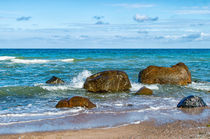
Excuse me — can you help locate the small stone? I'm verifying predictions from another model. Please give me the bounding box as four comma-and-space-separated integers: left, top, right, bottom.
135, 87, 153, 95
46, 76, 65, 84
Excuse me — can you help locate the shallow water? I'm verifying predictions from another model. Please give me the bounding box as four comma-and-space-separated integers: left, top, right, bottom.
0, 49, 209, 134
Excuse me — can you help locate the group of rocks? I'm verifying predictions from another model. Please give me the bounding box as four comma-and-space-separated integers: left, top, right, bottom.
46, 62, 207, 109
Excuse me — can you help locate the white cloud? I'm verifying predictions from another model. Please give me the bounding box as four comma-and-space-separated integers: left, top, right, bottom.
133, 14, 158, 22
176, 10, 210, 15
154, 32, 210, 41
112, 3, 154, 8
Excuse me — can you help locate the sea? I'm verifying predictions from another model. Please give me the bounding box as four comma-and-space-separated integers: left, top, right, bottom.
0, 49, 209, 134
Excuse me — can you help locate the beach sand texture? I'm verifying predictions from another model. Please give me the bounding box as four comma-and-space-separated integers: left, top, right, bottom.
1, 119, 210, 139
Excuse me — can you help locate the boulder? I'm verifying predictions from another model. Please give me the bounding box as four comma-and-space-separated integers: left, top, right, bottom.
84, 70, 131, 93
56, 96, 96, 109
139, 62, 191, 85
46, 76, 65, 84
135, 87, 153, 95
177, 95, 207, 108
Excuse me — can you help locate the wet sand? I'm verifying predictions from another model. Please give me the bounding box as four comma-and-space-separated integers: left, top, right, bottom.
1, 118, 209, 139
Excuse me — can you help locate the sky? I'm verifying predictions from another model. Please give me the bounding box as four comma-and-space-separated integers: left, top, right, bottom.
1, 0, 210, 48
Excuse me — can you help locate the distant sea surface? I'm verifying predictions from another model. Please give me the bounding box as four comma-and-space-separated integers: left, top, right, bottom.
0, 49, 209, 134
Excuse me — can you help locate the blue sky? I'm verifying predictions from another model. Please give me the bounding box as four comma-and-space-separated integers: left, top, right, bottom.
1, 0, 210, 48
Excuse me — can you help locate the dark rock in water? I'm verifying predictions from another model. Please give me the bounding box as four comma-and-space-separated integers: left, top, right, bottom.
56, 96, 96, 109
84, 70, 131, 93
177, 95, 207, 108
139, 62, 191, 85
135, 87, 153, 95
46, 76, 65, 84
127, 104, 133, 107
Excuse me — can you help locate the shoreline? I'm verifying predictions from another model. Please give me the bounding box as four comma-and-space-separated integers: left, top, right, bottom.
1, 118, 209, 139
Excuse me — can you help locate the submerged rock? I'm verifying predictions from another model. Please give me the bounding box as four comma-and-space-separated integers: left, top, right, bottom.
56, 96, 96, 109
139, 62, 191, 85
135, 87, 153, 95
84, 70, 131, 93
177, 95, 207, 108
46, 76, 65, 84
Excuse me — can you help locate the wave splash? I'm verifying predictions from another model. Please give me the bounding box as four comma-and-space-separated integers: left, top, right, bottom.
70, 70, 92, 88
39, 70, 92, 91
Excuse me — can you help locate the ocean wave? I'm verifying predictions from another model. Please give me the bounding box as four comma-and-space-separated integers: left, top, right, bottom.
11, 59, 50, 64
186, 82, 210, 92
0, 56, 75, 64
60, 59, 74, 62
130, 82, 159, 92
0, 56, 16, 61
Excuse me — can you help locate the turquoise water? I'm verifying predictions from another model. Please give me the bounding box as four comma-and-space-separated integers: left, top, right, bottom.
0, 49, 209, 134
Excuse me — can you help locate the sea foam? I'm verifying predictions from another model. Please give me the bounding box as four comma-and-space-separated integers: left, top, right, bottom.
60, 59, 74, 62
0, 56, 16, 61
11, 59, 49, 64
186, 82, 210, 92
0, 107, 84, 118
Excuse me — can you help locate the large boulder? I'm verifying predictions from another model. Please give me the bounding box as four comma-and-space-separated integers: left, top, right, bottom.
56, 96, 96, 109
139, 62, 191, 85
84, 70, 131, 93
46, 76, 65, 84
177, 95, 207, 108
135, 87, 153, 95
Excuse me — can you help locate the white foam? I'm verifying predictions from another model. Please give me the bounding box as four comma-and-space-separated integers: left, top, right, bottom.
60, 59, 74, 62
70, 70, 92, 88
11, 59, 49, 64
115, 103, 124, 107
0, 107, 84, 118
0, 56, 16, 61
41, 85, 71, 91
186, 82, 210, 92
130, 82, 159, 92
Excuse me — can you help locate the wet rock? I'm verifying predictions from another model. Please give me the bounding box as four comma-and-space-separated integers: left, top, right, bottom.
135, 87, 153, 95
177, 95, 207, 108
56, 96, 96, 109
84, 70, 131, 93
139, 62, 191, 85
127, 104, 133, 107
46, 76, 65, 84
56, 99, 69, 108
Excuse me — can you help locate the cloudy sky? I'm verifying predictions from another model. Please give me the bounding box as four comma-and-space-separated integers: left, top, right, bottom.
1, 0, 210, 48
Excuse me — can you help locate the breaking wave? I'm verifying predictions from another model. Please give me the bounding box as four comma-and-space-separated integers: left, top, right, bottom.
0, 56, 16, 61
0, 56, 75, 64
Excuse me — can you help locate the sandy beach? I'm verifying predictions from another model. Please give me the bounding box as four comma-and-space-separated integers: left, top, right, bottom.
1, 118, 209, 139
